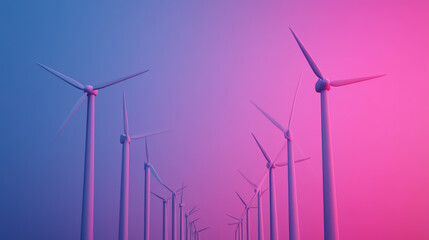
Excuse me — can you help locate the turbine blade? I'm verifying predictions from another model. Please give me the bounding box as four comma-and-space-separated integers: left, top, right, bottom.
296, 157, 311, 163
151, 191, 165, 201
261, 188, 269, 195
238, 170, 258, 189
56, 93, 87, 138
145, 138, 149, 164
289, 28, 325, 79
93, 69, 149, 90
330, 74, 385, 87
176, 185, 187, 193
226, 214, 240, 221
123, 91, 129, 135
273, 142, 287, 163
198, 227, 210, 233
180, 183, 184, 204
148, 164, 165, 185
251, 133, 272, 164
228, 223, 239, 226
131, 130, 169, 140
288, 73, 302, 129
275, 161, 287, 167
38, 63, 84, 90
251, 101, 286, 133
236, 192, 247, 207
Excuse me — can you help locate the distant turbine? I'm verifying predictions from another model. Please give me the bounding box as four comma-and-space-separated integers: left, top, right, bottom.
227, 214, 243, 240
189, 218, 200, 240
236, 192, 253, 240
251, 134, 287, 240
38, 63, 148, 240
238, 170, 268, 240
118, 92, 164, 240
179, 183, 185, 240
151, 192, 170, 240
143, 139, 171, 240
194, 226, 209, 240
252, 74, 308, 240
164, 185, 187, 240
185, 207, 198, 240
228, 221, 241, 240
289, 27, 385, 240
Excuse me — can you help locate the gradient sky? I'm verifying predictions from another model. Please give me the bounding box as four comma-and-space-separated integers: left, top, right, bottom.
1, 0, 428, 239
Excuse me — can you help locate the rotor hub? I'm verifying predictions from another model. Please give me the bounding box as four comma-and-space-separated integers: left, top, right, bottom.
120, 134, 131, 143
284, 130, 293, 140
267, 162, 275, 169
84, 85, 98, 96
315, 79, 331, 92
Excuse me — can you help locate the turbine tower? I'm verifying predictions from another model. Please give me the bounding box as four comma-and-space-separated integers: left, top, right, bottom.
236, 192, 251, 240
151, 192, 170, 240
227, 214, 243, 240
143, 139, 171, 240
252, 75, 305, 240
179, 183, 185, 240
185, 207, 198, 240
38, 63, 148, 240
251, 134, 286, 240
238, 170, 268, 240
119, 92, 164, 240
289, 27, 385, 240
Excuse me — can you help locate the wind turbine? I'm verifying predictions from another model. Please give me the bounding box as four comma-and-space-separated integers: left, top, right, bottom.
151, 192, 170, 240
252, 75, 306, 240
238, 171, 268, 240
189, 218, 201, 240
194, 226, 209, 240
227, 214, 243, 240
38, 63, 148, 240
289, 28, 385, 240
236, 192, 253, 240
143, 139, 172, 240
185, 207, 198, 240
179, 183, 185, 240
163, 185, 187, 240
251, 134, 286, 240
118, 92, 164, 240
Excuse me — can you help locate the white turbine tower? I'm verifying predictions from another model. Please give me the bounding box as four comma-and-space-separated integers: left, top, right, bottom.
252, 75, 305, 240
289, 28, 385, 240
251, 134, 286, 240
227, 214, 243, 240
143, 139, 171, 240
38, 63, 148, 240
179, 183, 185, 240
151, 192, 170, 240
238, 170, 268, 240
194, 226, 209, 240
185, 207, 198, 240
236, 192, 253, 240
119, 92, 164, 240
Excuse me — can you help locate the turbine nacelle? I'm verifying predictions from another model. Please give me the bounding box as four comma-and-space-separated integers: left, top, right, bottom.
120, 134, 131, 144
84, 85, 98, 96
284, 129, 293, 141
315, 78, 331, 92
266, 161, 275, 169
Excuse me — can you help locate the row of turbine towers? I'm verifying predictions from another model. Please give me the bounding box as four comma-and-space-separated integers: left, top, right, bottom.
38, 65, 209, 238
226, 28, 384, 240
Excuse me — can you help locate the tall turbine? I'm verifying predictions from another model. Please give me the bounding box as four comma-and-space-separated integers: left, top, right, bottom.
151, 192, 169, 240
236, 192, 251, 240
227, 214, 243, 240
38, 63, 148, 240
238, 171, 268, 240
194, 227, 210, 240
252, 75, 305, 240
289, 27, 385, 240
179, 183, 185, 240
251, 134, 286, 240
185, 207, 198, 240
143, 139, 170, 240
118, 92, 164, 240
